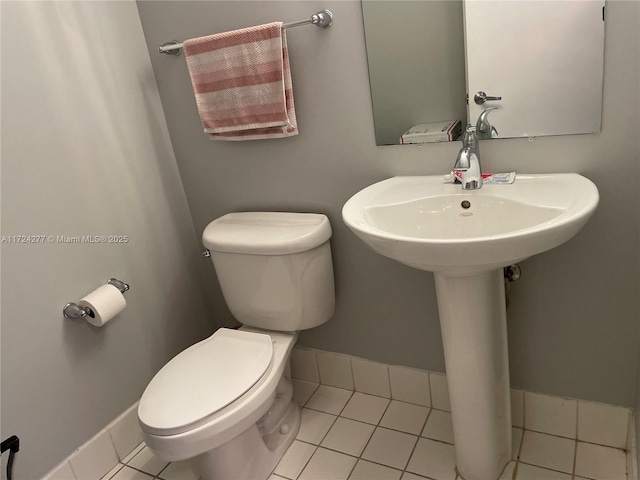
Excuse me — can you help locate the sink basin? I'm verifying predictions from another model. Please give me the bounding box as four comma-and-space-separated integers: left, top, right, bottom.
342, 174, 599, 275
342, 173, 598, 479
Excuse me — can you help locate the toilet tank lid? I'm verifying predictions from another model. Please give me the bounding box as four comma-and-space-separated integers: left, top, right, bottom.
202, 212, 332, 255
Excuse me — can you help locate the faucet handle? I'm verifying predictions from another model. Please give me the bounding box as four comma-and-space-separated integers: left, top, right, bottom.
460, 124, 478, 148
474, 91, 502, 105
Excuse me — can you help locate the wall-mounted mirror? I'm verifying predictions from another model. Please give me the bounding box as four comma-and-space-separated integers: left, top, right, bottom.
362, 0, 606, 146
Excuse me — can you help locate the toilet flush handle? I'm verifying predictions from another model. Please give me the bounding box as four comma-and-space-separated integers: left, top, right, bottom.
202, 248, 211, 257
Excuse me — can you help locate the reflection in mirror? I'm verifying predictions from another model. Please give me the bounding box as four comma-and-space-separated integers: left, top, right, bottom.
466, 1, 605, 139
362, 0, 606, 146
362, 1, 466, 145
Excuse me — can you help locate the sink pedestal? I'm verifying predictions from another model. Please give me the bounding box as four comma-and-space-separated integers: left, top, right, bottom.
434, 269, 511, 480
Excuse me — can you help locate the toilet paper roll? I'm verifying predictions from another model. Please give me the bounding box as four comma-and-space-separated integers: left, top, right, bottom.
78, 284, 127, 327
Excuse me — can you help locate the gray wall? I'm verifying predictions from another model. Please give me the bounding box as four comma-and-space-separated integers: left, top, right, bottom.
137, 0, 640, 408
1, 2, 214, 478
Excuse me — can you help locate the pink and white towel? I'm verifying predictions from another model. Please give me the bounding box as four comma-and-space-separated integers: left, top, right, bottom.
184, 22, 298, 141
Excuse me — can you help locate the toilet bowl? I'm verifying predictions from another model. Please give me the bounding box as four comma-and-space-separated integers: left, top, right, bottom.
138, 212, 335, 480
140, 327, 299, 479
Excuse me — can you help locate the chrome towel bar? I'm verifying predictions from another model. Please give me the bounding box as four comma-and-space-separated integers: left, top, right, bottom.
158, 9, 333, 56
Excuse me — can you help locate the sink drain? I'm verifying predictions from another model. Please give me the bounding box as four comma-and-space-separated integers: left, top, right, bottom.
461, 200, 471, 209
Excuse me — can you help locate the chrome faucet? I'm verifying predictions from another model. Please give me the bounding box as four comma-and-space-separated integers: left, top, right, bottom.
453, 125, 483, 190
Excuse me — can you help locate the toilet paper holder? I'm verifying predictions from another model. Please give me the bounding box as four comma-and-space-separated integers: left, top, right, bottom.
63, 278, 130, 319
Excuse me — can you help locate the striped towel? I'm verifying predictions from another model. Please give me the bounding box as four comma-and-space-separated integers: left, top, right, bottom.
184, 22, 298, 141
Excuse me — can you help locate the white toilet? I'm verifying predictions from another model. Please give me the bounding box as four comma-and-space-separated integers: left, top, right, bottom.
138, 212, 335, 480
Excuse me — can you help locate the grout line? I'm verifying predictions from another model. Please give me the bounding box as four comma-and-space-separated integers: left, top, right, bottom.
578, 439, 627, 452
575, 399, 581, 441
522, 427, 626, 451
155, 461, 171, 479
418, 406, 434, 439
299, 382, 320, 408
422, 436, 455, 447
518, 459, 575, 476
337, 389, 356, 417
516, 425, 525, 460
348, 458, 406, 477
294, 443, 318, 480
377, 398, 393, 427
344, 452, 359, 480
304, 405, 353, 419
312, 351, 319, 385
572, 434, 579, 477
411, 475, 439, 480
375, 400, 417, 472
101, 463, 124, 480
522, 391, 527, 431
509, 425, 525, 480
420, 407, 440, 438
121, 442, 146, 464
401, 430, 422, 476
314, 409, 340, 446
419, 407, 434, 438
292, 392, 354, 476
521, 427, 576, 441
367, 392, 430, 409
117, 464, 155, 479
273, 439, 315, 479
123, 463, 167, 478
298, 440, 358, 459
355, 400, 393, 461
494, 459, 511, 480
348, 357, 356, 394
428, 373, 435, 410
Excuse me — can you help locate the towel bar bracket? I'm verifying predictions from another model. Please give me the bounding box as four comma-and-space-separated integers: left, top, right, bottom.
313, 9, 333, 28
158, 41, 183, 56
287, 9, 332, 29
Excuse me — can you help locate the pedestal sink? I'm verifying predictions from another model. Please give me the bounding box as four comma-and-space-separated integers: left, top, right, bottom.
342, 174, 598, 480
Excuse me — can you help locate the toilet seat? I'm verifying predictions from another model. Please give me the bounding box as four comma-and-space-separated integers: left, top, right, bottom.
139, 329, 273, 436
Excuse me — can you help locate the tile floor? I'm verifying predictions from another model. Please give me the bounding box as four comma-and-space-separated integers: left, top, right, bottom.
100, 442, 201, 480
102, 384, 630, 480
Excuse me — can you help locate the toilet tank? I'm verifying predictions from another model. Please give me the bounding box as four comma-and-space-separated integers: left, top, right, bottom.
202, 212, 335, 332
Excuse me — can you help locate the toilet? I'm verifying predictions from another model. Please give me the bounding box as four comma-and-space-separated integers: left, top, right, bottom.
138, 212, 335, 480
